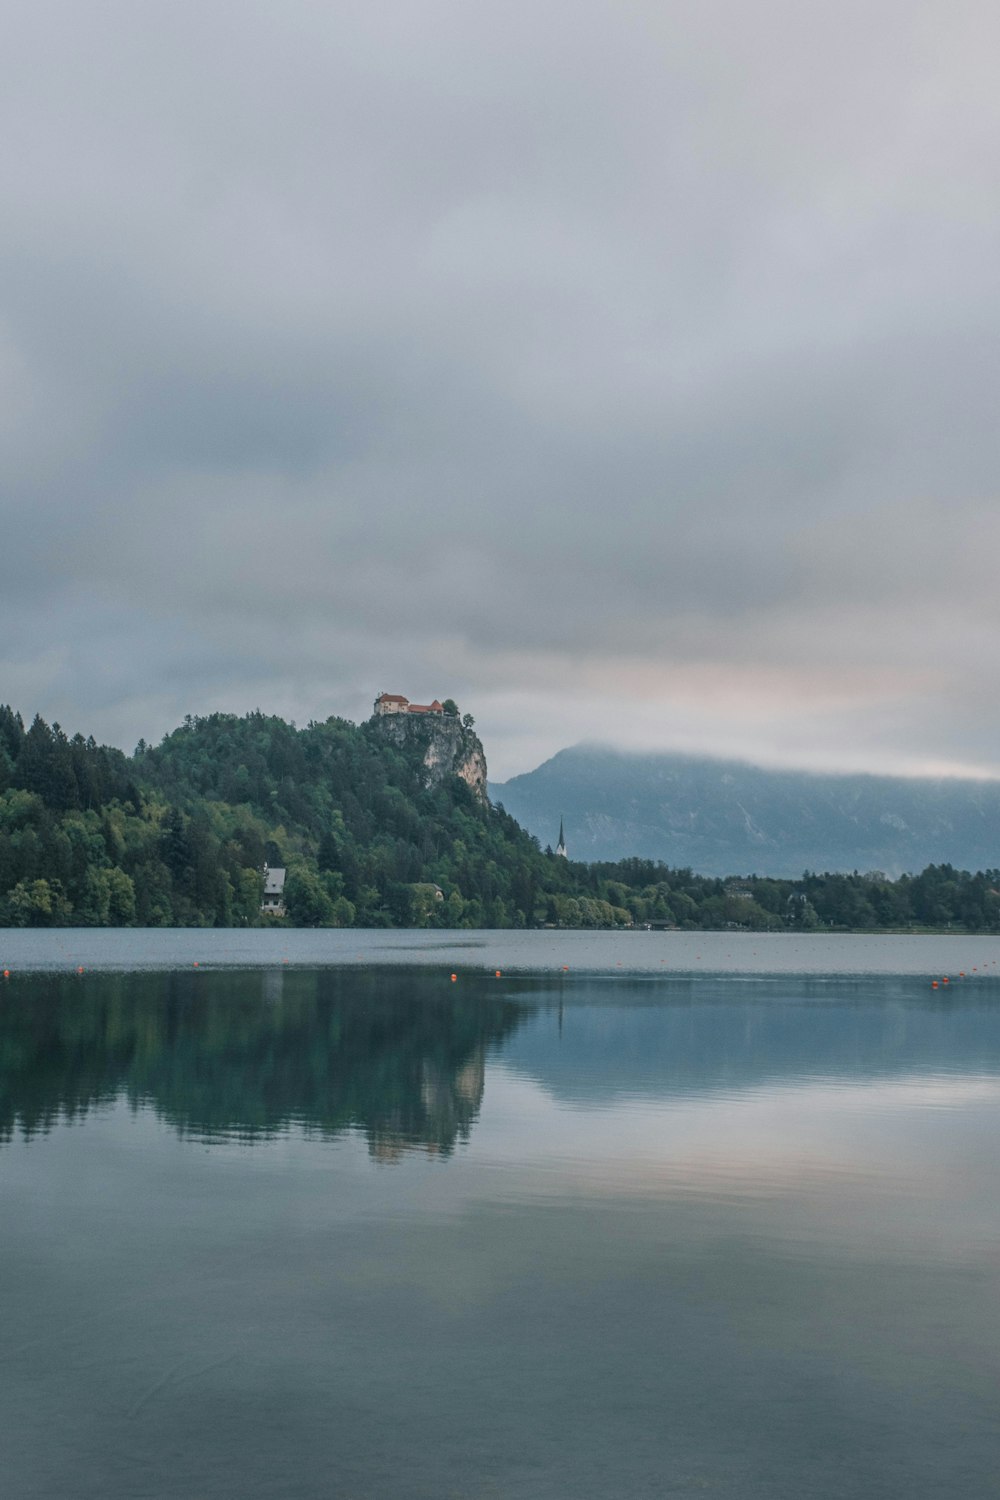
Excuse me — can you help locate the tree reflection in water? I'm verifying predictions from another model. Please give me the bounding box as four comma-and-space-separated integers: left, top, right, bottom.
0, 967, 531, 1157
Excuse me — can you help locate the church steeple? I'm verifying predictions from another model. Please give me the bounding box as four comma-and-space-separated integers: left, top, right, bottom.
556, 817, 567, 858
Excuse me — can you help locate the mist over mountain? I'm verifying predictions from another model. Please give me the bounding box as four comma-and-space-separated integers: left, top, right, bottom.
490, 746, 1000, 878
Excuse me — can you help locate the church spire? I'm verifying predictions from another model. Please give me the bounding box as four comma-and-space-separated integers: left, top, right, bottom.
556, 817, 567, 858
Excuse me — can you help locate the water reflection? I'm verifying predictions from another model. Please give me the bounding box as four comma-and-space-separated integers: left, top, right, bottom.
0, 967, 528, 1155
507, 975, 1000, 1103
5, 968, 1000, 1156
5, 968, 1000, 1498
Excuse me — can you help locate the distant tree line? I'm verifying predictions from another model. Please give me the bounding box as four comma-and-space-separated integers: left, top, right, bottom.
0, 703, 998, 931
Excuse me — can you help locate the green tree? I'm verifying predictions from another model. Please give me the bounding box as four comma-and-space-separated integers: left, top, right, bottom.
284, 869, 335, 926
106, 867, 137, 925
7, 877, 72, 927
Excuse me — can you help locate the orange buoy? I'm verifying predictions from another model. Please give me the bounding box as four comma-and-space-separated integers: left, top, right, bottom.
3, 969, 9, 978
77, 966, 84, 974
495, 970, 501, 977
450, 973, 457, 982
942, 976, 949, 984
932, 980, 939, 988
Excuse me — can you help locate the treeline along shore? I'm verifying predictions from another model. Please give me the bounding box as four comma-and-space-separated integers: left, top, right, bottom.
0, 703, 998, 932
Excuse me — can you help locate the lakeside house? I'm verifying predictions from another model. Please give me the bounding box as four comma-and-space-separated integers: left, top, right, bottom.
373, 693, 448, 717
261, 865, 286, 916
723, 881, 754, 901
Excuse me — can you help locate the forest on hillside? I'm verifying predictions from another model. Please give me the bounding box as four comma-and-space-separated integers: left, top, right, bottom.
1, 704, 1000, 932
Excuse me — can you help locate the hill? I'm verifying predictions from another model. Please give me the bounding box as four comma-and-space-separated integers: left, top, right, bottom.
3, 704, 1000, 932
0, 705, 632, 929
490, 744, 1000, 877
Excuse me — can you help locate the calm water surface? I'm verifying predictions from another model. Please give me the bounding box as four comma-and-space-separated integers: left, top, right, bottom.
5, 924, 1000, 973
3, 934, 1000, 1497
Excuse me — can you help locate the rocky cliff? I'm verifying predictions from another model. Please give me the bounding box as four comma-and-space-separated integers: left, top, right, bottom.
371, 714, 488, 802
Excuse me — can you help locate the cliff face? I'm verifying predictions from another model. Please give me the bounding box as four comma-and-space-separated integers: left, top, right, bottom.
372, 714, 488, 802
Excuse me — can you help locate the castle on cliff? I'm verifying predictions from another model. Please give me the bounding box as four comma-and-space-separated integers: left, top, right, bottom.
373, 693, 452, 717
370, 691, 487, 802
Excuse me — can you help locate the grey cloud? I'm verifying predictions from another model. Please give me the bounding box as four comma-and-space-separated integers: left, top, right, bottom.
2, 0, 1000, 777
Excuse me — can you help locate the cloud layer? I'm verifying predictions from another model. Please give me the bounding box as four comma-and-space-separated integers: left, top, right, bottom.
3, 1, 1000, 777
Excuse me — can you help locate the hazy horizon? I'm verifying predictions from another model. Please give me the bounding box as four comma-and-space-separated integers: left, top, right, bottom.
8, 695, 1000, 789
492, 739, 1000, 788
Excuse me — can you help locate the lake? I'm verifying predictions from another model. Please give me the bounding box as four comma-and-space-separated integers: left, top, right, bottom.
3, 931, 1000, 1497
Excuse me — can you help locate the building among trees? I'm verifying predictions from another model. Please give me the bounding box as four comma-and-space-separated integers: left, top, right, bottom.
261, 865, 286, 916
373, 693, 451, 717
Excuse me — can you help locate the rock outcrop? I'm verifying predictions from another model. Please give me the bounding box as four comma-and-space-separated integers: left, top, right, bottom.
371, 713, 488, 802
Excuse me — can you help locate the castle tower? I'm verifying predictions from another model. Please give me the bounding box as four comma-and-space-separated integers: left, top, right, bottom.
556, 817, 567, 858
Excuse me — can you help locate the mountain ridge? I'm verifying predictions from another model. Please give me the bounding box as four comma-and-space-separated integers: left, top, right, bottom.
490, 743, 1000, 877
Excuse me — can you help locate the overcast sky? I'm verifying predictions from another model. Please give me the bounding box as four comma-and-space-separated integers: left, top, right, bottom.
3, 1, 999, 781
